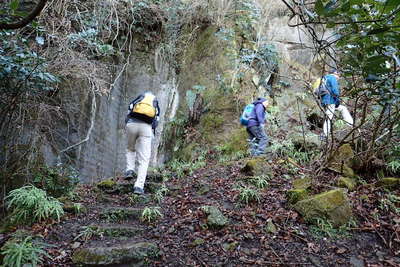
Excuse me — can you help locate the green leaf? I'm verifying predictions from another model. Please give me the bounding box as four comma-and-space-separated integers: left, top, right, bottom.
9, 0, 19, 11
386, 0, 400, 7
367, 27, 390, 35
315, 0, 325, 15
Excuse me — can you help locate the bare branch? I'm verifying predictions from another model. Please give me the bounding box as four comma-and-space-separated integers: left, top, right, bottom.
0, 0, 47, 30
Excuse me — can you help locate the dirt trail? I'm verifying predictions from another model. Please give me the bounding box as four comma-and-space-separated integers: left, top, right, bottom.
41, 158, 398, 266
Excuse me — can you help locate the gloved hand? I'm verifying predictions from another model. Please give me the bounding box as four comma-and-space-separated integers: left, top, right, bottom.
335, 98, 341, 108
152, 119, 159, 129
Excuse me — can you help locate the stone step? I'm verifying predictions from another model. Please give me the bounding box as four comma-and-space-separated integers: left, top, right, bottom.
72, 241, 159, 265
99, 207, 143, 222
97, 180, 162, 194
87, 224, 144, 237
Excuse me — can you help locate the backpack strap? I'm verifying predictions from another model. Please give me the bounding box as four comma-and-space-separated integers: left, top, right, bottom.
153, 98, 160, 117
130, 94, 145, 109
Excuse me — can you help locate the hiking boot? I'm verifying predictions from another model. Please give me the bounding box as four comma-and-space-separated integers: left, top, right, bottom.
124, 170, 136, 180
133, 186, 144, 195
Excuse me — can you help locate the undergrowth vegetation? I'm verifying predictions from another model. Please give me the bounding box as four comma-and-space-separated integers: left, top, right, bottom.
5, 185, 64, 226
1, 232, 50, 267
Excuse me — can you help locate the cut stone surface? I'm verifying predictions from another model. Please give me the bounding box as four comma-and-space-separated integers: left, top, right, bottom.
337, 177, 357, 191
97, 181, 161, 194
90, 224, 144, 237
202, 206, 228, 228
100, 207, 143, 221
294, 189, 352, 227
72, 242, 159, 265
286, 189, 308, 204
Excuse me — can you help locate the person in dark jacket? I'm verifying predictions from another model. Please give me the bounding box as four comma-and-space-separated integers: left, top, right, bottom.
125, 91, 160, 195
321, 69, 353, 137
247, 97, 269, 156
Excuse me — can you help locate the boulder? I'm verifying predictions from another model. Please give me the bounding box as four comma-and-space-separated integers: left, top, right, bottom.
202, 206, 228, 228
97, 179, 117, 190
286, 189, 308, 204
337, 177, 357, 191
377, 177, 400, 189
289, 132, 320, 150
241, 158, 270, 176
328, 144, 356, 178
72, 242, 159, 265
293, 177, 312, 190
294, 189, 352, 227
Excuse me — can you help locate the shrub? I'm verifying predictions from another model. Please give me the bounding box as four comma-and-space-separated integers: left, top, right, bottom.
1, 233, 50, 267
5, 185, 64, 225
33, 164, 79, 198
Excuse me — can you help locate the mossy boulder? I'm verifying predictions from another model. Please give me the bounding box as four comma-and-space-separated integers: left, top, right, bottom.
202, 206, 228, 229
376, 177, 400, 189
219, 128, 248, 155
289, 132, 320, 150
242, 158, 271, 176
337, 177, 357, 191
294, 189, 352, 227
286, 189, 308, 204
72, 242, 159, 265
97, 179, 117, 190
328, 144, 356, 177
293, 177, 312, 190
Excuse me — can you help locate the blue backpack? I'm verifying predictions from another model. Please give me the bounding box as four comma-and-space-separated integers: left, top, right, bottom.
240, 103, 255, 126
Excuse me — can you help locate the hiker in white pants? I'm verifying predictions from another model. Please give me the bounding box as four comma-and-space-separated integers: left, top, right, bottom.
126, 122, 152, 193
323, 104, 354, 136
125, 92, 160, 195
319, 69, 354, 138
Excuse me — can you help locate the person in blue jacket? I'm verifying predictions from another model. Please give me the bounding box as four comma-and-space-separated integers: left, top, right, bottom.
247, 97, 269, 156
321, 69, 354, 137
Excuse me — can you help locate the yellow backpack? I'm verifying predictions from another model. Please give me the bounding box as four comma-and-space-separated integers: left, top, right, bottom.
132, 94, 156, 118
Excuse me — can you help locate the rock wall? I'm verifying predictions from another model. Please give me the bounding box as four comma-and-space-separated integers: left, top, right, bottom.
53, 49, 179, 183
44, 1, 320, 183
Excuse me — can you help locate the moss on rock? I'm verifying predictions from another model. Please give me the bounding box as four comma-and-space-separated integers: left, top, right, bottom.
72, 242, 159, 265
219, 128, 248, 155
97, 179, 117, 190
376, 177, 400, 189
337, 177, 357, 191
242, 158, 270, 176
328, 144, 357, 178
293, 177, 312, 190
294, 189, 352, 227
202, 206, 228, 229
286, 189, 308, 204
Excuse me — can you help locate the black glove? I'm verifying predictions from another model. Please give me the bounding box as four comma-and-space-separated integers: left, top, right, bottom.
335, 98, 340, 108
152, 119, 158, 130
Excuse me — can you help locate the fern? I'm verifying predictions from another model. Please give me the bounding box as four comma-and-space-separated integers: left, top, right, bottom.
5, 185, 64, 225
1, 235, 50, 267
